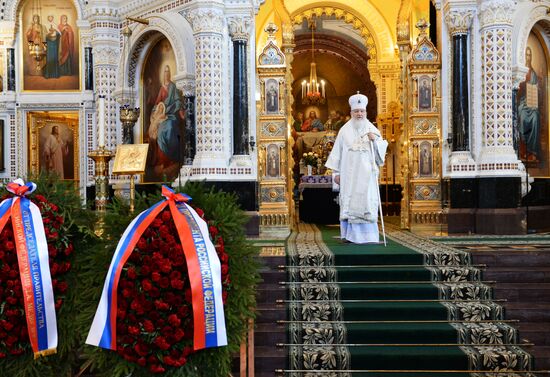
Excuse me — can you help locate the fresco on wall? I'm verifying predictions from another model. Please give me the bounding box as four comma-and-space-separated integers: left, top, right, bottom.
21, 0, 79, 91
517, 32, 548, 176
142, 37, 186, 183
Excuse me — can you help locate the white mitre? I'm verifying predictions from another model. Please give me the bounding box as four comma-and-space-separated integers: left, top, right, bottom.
349, 92, 368, 111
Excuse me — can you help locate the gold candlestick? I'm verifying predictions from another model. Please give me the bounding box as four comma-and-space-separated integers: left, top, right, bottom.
88, 146, 114, 212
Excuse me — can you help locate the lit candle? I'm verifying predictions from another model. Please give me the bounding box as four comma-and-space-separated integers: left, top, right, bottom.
316, 83, 319, 94
321, 80, 325, 98
98, 96, 105, 148
307, 83, 310, 94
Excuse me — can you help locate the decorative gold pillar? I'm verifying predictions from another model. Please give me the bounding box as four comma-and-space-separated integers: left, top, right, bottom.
257, 24, 291, 237
405, 20, 445, 235
281, 22, 296, 228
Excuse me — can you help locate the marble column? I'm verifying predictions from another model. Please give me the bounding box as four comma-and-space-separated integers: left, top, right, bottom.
445, 9, 474, 152
229, 16, 251, 156
85, 47, 94, 91
89, 7, 120, 150
7, 48, 15, 91
183, 95, 196, 164
183, 5, 225, 167
477, 0, 518, 172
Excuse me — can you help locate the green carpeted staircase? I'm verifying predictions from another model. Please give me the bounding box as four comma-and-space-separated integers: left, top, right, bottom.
282, 223, 536, 376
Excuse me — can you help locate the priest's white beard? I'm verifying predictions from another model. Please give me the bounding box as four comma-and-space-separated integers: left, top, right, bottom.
350, 117, 367, 133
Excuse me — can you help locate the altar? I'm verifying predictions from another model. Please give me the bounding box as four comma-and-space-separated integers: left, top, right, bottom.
298, 175, 340, 224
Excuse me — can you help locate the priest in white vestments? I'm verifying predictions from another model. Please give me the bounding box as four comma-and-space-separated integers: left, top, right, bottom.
325, 93, 388, 244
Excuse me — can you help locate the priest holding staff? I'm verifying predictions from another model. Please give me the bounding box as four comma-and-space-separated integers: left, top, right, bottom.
326, 93, 388, 244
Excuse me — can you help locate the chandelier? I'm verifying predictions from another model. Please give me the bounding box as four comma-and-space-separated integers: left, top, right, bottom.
27, 0, 47, 70
301, 17, 326, 105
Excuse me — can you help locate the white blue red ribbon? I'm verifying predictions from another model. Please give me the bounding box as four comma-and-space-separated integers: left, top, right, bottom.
86, 186, 227, 351
0, 179, 57, 358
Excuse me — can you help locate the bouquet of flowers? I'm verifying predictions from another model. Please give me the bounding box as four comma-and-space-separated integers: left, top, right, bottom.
302, 152, 320, 167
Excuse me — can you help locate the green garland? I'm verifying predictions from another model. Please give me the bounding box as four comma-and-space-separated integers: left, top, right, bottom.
76, 181, 260, 377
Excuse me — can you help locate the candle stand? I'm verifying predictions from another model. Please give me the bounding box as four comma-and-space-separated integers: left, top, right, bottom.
88, 146, 114, 237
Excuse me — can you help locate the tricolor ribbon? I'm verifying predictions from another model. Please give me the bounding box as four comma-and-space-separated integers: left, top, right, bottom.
86, 186, 227, 351
0, 179, 58, 358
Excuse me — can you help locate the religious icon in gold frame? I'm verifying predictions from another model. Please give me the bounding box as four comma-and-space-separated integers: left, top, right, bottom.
418, 75, 432, 112
28, 111, 79, 180
20, 0, 80, 91
112, 144, 149, 175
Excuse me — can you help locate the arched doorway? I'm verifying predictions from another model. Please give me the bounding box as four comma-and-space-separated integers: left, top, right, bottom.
290, 15, 379, 224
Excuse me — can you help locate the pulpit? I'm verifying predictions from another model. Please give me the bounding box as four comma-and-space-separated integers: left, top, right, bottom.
298, 175, 339, 224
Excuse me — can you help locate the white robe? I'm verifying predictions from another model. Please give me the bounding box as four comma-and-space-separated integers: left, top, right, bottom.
325, 119, 388, 243
44, 134, 67, 178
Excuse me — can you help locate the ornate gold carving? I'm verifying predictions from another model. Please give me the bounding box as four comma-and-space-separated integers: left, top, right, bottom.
291, 7, 377, 60
444, 9, 474, 36
397, 0, 412, 42
479, 0, 515, 27
228, 16, 252, 42
282, 22, 295, 47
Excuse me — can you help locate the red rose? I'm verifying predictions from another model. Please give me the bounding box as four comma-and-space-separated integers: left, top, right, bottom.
221, 265, 229, 277
169, 271, 181, 280
149, 364, 166, 374
161, 211, 171, 222
34, 194, 46, 203
117, 308, 127, 320
153, 336, 170, 350
170, 279, 184, 290
194, 208, 204, 218
154, 300, 169, 311
151, 272, 161, 282
140, 265, 151, 276
64, 244, 74, 256
137, 239, 147, 250
159, 277, 169, 289
142, 279, 153, 292
173, 328, 185, 342
127, 267, 137, 280
56, 281, 68, 293
128, 326, 140, 336
142, 320, 154, 333
149, 287, 160, 298
134, 342, 150, 357
167, 314, 181, 327
208, 225, 218, 237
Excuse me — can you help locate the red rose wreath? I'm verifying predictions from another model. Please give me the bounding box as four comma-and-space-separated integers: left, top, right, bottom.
112, 205, 230, 374
0, 193, 73, 358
